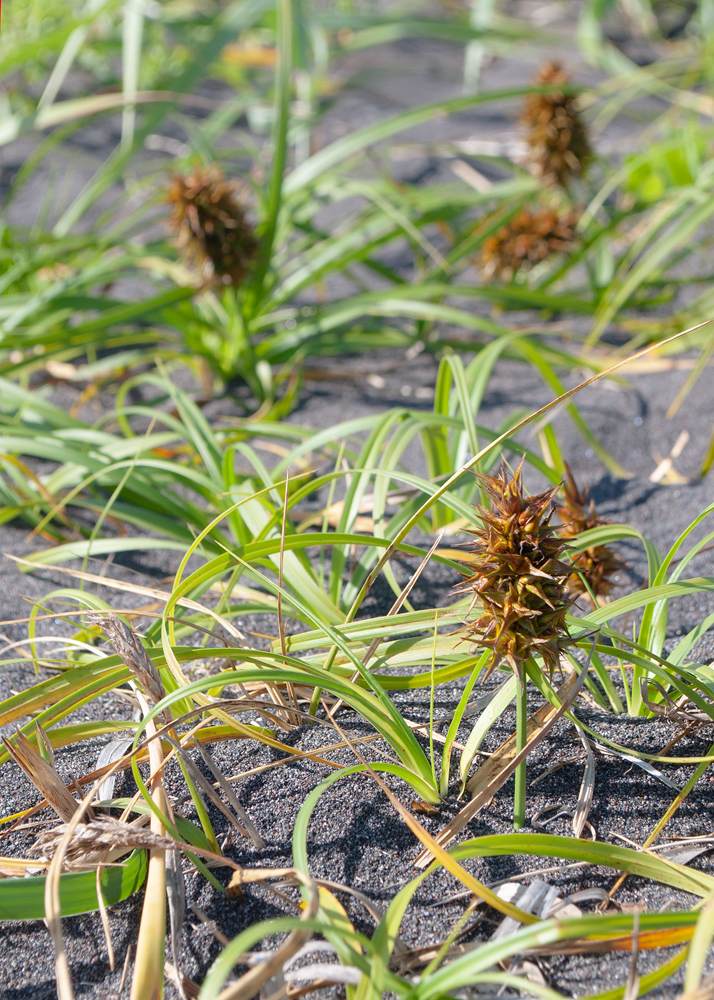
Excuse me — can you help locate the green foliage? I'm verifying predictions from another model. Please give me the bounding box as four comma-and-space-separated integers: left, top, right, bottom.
3, 1, 714, 996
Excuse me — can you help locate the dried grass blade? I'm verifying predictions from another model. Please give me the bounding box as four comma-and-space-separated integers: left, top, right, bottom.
36, 720, 56, 768
119, 945, 133, 996
95, 738, 135, 802
284, 963, 362, 986
192, 739, 265, 849
46, 824, 80, 1000
130, 696, 167, 1000
624, 910, 641, 1000
595, 742, 680, 790
165, 962, 200, 999
216, 869, 320, 1000
573, 724, 595, 839
177, 745, 250, 842
166, 849, 187, 1000
4, 730, 81, 823
43, 764, 127, 1000
491, 880, 561, 942
96, 861, 115, 971
415, 666, 588, 867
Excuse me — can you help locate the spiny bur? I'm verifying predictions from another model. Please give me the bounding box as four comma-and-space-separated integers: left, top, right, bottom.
458, 459, 572, 679
521, 61, 591, 188
165, 163, 259, 290
479, 205, 578, 281
556, 464, 622, 605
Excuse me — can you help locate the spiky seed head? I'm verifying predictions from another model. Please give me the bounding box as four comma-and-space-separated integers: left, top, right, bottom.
521, 61, 591, 188
164, 164, 259, 290
556, 464, 622, 604
458, 458, 572, 679
479, 205, 578, 281
31, 816, 184, 867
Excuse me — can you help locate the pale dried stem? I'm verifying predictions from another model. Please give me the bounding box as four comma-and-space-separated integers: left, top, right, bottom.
130, 692, 168, 1000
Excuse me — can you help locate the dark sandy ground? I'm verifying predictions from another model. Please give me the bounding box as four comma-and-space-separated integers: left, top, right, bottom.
1, 351, 713, 1000
2, 8, 714, 1000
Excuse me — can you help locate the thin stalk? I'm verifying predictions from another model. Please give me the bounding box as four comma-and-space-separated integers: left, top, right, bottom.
130, 704, 167, 1000
429, 609, 438, 788
251, 0, 292, 305
513, 663, 527, 830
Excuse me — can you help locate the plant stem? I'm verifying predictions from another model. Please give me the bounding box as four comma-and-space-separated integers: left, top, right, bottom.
252, 0, 293, 306
513, 663, 527, 830
130, 712, 167, 1000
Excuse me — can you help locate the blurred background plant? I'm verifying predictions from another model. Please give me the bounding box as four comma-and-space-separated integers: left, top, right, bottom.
0, 0, 713, 426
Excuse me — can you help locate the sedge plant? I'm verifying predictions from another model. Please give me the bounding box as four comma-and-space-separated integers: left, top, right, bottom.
2, 333, 714, 995
456, 459, 572, 828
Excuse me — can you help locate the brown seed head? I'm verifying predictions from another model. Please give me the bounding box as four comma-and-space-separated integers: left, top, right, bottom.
479, 205, 578, 281
556, 464, 622, 604
521, 61, 591, 188
458, 458, 572, 678
31, 815, 179, 867
164, 164, 259, 290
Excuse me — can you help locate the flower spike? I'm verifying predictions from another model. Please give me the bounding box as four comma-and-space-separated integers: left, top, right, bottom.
165, 163, 259, 290
521, 61, 591, 189
458, 458, 572, 679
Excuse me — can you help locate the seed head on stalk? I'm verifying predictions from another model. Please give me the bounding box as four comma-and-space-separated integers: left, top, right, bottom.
164, 163, 259, 290
521, 61, 591, 188
556, 463, 622, 605
479, 204, 578, 281
458, 458, 572, 680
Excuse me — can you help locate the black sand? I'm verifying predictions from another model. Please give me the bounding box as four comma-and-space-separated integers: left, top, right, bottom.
2, 10, 714, 1000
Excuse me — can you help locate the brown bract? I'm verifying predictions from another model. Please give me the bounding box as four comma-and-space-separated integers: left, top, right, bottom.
458, 459, 572, 678
164, 163, 259, 290
521, 61, 591, 188
556, 463, 622, 603
479, 205, 578, 281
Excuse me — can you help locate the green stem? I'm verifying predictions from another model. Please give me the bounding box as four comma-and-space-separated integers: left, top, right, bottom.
252, 0, 292, 306
513, 663, 527, 830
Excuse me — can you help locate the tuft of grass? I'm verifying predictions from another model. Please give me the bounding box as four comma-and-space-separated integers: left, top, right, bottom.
3, 2, 714, 994
0, 331, 712, 996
